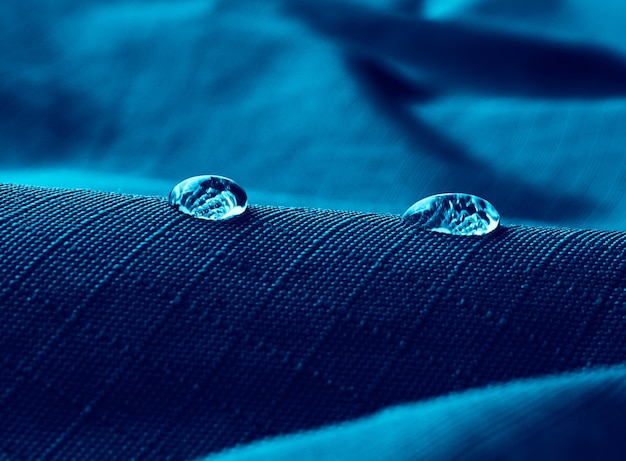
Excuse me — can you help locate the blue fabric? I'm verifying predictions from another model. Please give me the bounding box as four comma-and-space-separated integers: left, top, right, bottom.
2, 0, 626, 459
2, 0, 626, 228
2, 184, 626, 460
206, 366, 626, 461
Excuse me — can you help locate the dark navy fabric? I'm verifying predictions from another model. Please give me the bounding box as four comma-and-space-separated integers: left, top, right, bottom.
2, 184, 626, 460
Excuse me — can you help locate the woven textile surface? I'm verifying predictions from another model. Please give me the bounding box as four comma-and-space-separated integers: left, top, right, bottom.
2, 183, 626, 460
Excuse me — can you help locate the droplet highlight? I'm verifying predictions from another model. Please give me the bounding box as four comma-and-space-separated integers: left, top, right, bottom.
402, 193, 500, 236
169, 175, 247, 221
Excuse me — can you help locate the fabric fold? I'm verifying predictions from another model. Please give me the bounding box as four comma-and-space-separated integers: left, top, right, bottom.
1, 184, 626, 459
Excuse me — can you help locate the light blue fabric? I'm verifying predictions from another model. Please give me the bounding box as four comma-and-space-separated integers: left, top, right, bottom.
2, 0, 626, 228
205, 366, 626, 461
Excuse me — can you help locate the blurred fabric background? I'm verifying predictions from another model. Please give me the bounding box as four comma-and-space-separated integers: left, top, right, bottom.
1, 0, 626, 227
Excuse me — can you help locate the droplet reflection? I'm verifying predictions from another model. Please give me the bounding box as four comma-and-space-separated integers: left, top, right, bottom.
402, 193, 500, 236
169, 175, 247, 221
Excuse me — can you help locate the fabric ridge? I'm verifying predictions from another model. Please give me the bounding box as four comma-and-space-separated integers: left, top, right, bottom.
1, 184, 626, 459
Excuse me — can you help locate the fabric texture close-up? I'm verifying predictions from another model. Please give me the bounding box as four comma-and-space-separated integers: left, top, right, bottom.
2, 184, 626, 460
2, 0, 626, 459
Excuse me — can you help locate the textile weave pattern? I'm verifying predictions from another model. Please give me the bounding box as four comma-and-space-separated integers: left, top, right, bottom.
1, 184, 625, 460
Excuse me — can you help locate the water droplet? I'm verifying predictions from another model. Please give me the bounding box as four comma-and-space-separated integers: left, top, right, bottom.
402, 193, 500, 236
169, 175, 247, 221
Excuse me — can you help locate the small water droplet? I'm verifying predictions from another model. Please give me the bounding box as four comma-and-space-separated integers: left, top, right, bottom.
402, 193, 500, 236
169, 175, 247, 221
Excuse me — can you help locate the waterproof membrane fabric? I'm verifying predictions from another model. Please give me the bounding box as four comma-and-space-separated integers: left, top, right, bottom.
2, 184, 626, 460
3, 0, 626, 460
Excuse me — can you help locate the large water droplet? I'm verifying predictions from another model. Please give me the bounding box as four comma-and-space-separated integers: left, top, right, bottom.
402, 193, 500, 236
169, 175, 248, 221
